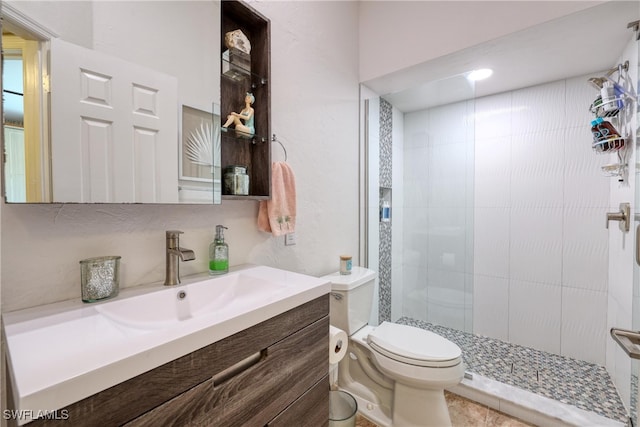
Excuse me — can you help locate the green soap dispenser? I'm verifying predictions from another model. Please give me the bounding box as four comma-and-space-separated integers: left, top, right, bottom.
209, 225, 229, 275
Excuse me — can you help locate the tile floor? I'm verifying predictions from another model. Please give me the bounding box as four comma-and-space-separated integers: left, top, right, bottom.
396, 317, 628, 424
354, 391, 533, 427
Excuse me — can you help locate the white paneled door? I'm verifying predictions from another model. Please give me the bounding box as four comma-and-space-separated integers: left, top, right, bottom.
50, 38, 178, 203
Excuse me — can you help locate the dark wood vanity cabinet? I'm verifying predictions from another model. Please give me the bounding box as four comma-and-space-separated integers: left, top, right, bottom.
19, 296, 329, 427
221, 0, 272, 200
126, 313, 329, 426
266, 375, 331, 427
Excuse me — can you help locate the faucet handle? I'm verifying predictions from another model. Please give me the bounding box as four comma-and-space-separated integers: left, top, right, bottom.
166, 230, 184, 250
166, 230, 184, 238
605, 203, 630, 232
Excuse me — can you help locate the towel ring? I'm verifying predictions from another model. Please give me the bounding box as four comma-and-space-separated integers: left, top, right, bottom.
272, 134, 288, 162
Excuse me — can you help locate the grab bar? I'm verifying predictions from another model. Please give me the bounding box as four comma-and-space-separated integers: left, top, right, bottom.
610, 327, 640, 359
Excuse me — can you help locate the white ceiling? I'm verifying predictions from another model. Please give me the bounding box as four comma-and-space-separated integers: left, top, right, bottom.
366, 1, 640, 112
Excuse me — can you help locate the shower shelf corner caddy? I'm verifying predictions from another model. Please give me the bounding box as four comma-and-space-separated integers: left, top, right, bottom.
589, 60, 638, 180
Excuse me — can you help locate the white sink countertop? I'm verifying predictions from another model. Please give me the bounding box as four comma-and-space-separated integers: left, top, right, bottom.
3, 264, 330, 424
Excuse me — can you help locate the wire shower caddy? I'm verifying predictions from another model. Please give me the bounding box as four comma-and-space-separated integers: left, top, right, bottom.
588, 61, 638, 181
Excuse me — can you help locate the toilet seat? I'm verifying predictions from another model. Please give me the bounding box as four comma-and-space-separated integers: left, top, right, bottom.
367, 322, 462, 368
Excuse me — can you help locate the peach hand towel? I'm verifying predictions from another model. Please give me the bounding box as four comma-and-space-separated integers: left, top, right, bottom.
258, 162, 296, 236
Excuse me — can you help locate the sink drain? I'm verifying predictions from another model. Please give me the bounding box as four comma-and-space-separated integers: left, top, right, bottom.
177, 290, 187, 300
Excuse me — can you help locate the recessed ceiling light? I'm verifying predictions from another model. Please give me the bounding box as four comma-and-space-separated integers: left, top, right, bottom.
467, 68, 493, 81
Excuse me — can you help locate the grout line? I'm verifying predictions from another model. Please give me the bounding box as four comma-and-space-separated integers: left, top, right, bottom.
482, 404, 490, 427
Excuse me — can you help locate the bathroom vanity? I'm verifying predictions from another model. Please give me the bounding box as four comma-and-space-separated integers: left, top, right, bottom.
3, 265, 330, 426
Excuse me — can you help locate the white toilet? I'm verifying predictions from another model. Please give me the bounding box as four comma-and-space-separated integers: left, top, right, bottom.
324, 267, 465, 427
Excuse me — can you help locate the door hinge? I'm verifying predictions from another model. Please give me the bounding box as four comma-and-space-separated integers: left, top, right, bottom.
43, 73, 50, 93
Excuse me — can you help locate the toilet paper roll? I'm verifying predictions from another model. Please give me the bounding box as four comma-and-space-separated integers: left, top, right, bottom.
329, 325, 348, 364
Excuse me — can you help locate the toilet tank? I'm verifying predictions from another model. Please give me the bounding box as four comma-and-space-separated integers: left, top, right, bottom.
322, 267, 376, 335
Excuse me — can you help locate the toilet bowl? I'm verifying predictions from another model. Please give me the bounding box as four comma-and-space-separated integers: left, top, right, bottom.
324, 267, 464, 427
368, 321, 464, 387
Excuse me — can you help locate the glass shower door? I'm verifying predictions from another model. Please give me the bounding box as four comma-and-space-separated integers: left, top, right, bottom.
361, 72, 476, 334
631, 31, 640, 426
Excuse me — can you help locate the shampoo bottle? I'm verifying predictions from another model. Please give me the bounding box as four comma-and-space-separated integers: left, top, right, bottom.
380, 200, 391, 222
601, 81, 618, 112
209, 225, 229, 275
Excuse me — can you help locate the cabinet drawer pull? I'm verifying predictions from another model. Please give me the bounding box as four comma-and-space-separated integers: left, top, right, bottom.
212, 350, 263, 387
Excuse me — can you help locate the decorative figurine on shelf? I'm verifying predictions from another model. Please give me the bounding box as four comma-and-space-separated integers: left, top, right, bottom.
225, 29, 251, 55
222, 92, 255, 137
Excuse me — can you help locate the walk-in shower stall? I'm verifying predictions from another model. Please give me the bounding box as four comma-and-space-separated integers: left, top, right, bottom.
361, 3, 640, 424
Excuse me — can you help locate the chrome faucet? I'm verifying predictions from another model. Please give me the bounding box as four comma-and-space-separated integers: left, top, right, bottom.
164, 230, 196, 286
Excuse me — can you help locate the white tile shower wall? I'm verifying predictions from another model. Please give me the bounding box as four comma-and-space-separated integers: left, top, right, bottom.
470, 74, 611, 365
509, 279, 562, 353
403, 110, 430, 321
561, 287, 607, 363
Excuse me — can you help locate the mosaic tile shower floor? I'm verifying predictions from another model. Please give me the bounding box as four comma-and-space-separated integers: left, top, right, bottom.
397, 317, 629, 424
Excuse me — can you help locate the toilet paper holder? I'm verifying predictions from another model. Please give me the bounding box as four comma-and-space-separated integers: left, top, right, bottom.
329, 325, 348, 365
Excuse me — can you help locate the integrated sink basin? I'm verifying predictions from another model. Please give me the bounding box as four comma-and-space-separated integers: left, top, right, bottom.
95, 272, 288, 329
3, 264, 330, 424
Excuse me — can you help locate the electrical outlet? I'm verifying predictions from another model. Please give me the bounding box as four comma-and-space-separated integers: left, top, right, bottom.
284, 233, 297, 246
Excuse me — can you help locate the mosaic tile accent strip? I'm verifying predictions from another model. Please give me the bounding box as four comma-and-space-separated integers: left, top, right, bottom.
397, 317, 629, 424
379, 99, 392, 188
631, 373, 637, 424
377, 98, 393, 324
378, 221, 392, 323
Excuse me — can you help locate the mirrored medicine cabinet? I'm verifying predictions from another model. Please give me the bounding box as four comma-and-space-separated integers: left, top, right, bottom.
1, 0, 222, 204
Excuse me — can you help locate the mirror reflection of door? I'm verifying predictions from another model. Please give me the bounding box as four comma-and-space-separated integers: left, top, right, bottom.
2, 29, 50, 202
2, 1, 221, 204
50, 38, 179, 203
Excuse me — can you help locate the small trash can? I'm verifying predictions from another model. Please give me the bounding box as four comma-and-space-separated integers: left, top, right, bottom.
329, 390, 357, 427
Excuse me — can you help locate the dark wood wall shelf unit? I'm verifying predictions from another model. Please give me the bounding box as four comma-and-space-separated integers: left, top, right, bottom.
12, 296, 330, 427
221, 0, 271, 200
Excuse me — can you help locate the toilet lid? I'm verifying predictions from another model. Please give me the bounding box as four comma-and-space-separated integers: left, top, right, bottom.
367, 322, 462, 367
